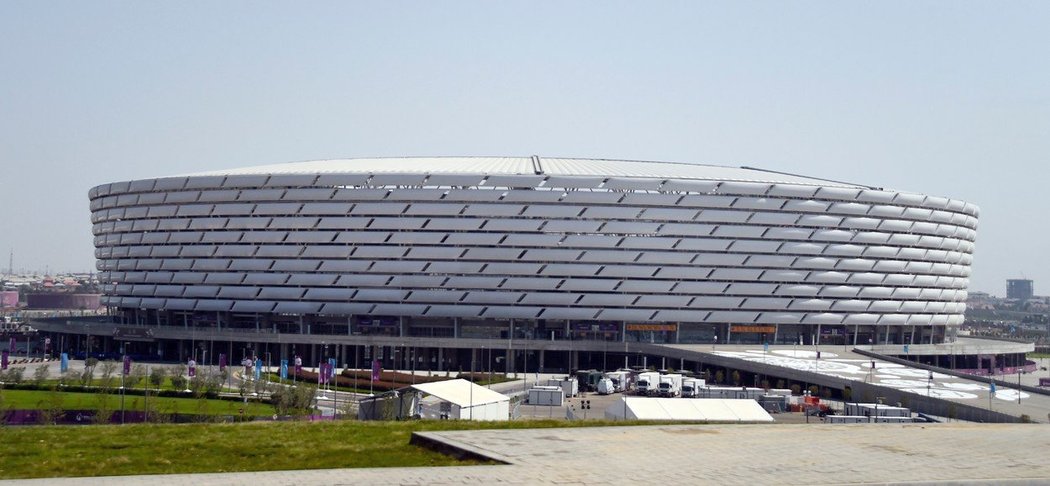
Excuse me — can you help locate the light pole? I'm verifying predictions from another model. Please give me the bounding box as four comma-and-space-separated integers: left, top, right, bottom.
1018, 370, 1023, 404
120, 342, 126, 425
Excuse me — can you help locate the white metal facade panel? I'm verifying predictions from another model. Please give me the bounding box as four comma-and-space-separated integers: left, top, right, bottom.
93, 157, 976, 334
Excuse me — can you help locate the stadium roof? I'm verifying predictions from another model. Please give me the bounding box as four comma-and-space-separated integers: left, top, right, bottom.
183, 156, 872, 188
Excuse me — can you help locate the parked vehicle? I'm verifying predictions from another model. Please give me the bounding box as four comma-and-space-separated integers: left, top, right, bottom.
605, 370, 631, 393
596, 377, 615, 395
635, 371, 661, 396
574, 369, 604, 392
681, 377, 705, 398
657, 374, 682, 397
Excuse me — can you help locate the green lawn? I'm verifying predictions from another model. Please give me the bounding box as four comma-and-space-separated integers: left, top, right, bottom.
0, 419, 637, 479
0, 389, 273, 416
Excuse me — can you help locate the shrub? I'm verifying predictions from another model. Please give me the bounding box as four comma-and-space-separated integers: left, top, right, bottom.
79, 367, 95, 387
170, 365, 188, 391
272, 384, 317, 417
149, 367, 166, 389
126, 364, 146, 389
2, 367, 25, 384
36, 386, 65, 425
98, 361, 117, 390
32, 364, 49, 386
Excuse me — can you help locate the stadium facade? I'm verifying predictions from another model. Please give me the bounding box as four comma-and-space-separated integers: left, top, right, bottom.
49, 157, 984, 370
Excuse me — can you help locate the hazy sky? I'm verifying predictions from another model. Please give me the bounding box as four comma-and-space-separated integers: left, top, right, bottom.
1, 2, 1047, 295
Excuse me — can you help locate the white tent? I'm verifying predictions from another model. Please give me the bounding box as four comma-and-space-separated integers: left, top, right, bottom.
410, 379, 510, 421
604, 397, 774, 423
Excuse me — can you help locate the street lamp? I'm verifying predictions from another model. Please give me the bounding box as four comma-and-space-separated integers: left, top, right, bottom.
1018, 369, 1023, 404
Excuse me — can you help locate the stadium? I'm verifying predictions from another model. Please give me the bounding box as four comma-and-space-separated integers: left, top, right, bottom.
39, 157, 983, 371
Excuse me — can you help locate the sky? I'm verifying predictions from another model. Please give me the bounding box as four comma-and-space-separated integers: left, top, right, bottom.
0, 2, 1047, 295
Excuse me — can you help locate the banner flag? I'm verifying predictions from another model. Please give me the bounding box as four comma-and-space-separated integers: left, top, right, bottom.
218, 353, 227, 372
317, 363, 324, 385
280, 359, 288, 380
255, 358, 262, 380
188, 359, 196, 378
294, 355, 302, 376
328, 358, 337, 381
8, 337, 14, 354
123, 355, 132, 375
60, 353, 69, 373
1, 350, 7, 370
371, 358, 381, 382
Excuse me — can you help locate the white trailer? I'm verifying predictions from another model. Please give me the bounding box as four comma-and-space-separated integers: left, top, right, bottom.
844, 403, 911, 418
635, 372, 661, 396
596, 378, 615, 395
528, 386, 565, 406
657, 374, 682, 397
544, 378, 579, 398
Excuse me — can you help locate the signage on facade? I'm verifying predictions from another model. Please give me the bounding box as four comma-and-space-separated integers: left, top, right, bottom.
730, 325, 776, 334
626, 324, 678, 332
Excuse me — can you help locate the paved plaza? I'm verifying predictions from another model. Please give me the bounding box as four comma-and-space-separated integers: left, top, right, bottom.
4, 423, 1050, 485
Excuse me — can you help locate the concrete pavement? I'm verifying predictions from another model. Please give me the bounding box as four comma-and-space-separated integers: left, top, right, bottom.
3, 423, 1050, 485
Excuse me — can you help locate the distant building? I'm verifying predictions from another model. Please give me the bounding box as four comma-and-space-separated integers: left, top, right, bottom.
1007, 279, 1034, 301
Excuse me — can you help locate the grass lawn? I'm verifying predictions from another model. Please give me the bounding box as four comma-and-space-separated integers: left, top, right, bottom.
1027, 352, 1050, 359
0, 419, 637, 479
0, 389, 273, 416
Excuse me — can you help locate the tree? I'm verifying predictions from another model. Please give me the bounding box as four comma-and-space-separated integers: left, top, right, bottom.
37, 386, 65, 425
731, 370, 741, 386
32, 364, 49, 386
168, 364, 187, 390
126, 364, 146, 390
79, 365, 95, 387
149, 367, 166, 389
92, 391, 114, 425
58, 370, 77, 387
1, 367, 24, 384
714, 370, 725, 385
98, 361, 117, 390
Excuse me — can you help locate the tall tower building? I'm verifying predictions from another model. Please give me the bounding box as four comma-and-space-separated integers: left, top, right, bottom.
1006, 279, 1034, 301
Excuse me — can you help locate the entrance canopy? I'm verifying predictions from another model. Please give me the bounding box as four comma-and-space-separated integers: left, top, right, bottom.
410, 379, 508, 407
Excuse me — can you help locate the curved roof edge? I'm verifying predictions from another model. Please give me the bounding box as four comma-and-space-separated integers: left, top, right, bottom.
175, 156, 876, 189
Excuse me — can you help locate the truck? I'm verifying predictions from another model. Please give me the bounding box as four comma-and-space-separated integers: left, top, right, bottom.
681, 377, 705, 398
635, 371, 661, 396
605, 370, 631, 393
596, 377, 615, 395
657, 374, 682, 397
